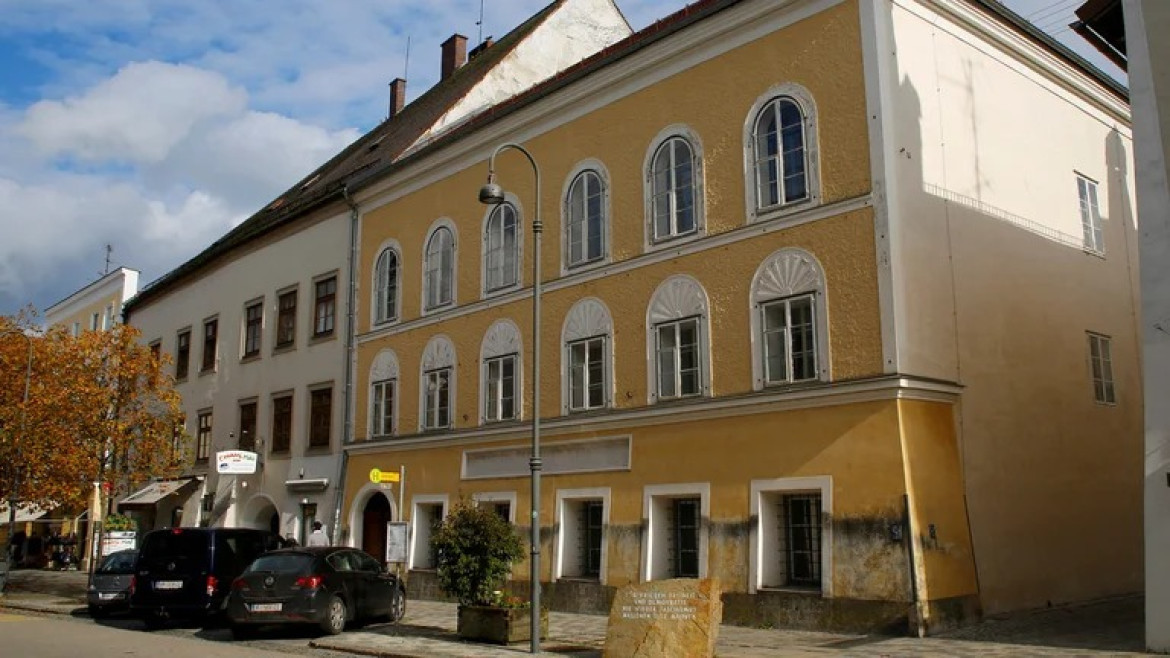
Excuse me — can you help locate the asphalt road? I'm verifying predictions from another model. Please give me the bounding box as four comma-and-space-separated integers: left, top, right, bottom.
0, 609, 358, 658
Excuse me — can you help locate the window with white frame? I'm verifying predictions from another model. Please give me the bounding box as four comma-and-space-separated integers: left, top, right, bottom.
374, 247, 399, 324
371, 378, 396, 436
566, 169, 606, 267
644, 484, 708, 581
751, 477, 831, 594
753, 97, 809, 210
420, 336, 456, 430
1078, 174, 1103, 253
369, 350, 399, 437
424, 226, 455, 310
484, 202, 519, 292
484, 354, 517, 422
410, 500, 446, 570
1088, 332, 1116, 404
562, 298, 613, 413
647, 274, 710, 402
556, 488, 609, 583
569, 337, 607, 411
750, 248, 827, 389
472, 492, 516, 524
648, 135, 698, 242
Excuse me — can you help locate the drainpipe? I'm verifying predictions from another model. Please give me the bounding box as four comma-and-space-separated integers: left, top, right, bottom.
332, 186, 360, 545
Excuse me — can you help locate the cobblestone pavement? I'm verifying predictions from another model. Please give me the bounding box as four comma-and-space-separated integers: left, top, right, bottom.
1, 568, 1149, 657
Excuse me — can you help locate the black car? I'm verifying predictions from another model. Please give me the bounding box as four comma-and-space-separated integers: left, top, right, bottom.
226, 546, 406, 637
87, 549, 138, 617
130, 527, 285, 628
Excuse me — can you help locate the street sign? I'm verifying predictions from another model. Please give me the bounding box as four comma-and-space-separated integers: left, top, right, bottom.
369, 468, 400, 484
216, 450, 258, 474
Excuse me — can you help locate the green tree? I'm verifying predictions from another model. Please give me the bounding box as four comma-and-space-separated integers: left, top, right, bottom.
431, 501, 525, 607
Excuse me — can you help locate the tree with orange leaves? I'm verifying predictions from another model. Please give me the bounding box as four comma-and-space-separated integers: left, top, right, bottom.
0, 311, 187, 512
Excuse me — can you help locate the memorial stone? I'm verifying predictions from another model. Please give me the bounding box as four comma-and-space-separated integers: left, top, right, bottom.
603, 578, 722, 658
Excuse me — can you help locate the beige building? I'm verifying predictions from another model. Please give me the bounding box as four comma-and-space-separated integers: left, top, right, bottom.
43, 266, 139, 334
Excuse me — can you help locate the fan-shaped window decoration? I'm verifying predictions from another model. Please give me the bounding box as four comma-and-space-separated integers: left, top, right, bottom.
370, 350, 399, 437
750, 248, 829, 389
420, 336, 456, 430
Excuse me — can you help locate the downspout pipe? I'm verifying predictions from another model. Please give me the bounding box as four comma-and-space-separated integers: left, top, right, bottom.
332, 185, 360, 545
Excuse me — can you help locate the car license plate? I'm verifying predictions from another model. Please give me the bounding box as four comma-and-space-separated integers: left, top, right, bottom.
155, 580, 183, 590
250, 603, 282, 613
98, 592, 121, 600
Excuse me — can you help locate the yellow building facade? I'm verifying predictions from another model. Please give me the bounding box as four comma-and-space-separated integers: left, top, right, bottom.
336, 0, 1138, 633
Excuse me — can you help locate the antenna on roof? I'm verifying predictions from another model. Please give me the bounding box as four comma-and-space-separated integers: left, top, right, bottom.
476, 0, 485, 44
404, 35, 411, 81
103, 244, 113, 275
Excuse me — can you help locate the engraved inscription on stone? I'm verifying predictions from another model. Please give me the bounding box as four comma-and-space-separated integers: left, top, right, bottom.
603, 578, 722, 658
619, 590, 698, 621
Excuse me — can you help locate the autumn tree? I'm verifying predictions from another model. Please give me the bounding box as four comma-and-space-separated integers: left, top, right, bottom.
0, 311, 187, 511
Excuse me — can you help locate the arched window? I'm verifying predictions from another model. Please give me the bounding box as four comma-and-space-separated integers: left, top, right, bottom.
420, 335, 456, 430
369, 350, 399, 437
424, 224, 455, 311
561, 298, 614, 413
484, 202, 519, 292
745, 85, 819, 221
749, 248, 829, 389
374, 247, 399, 324
646, 275, 710, 402
565, 169, 606, 268
649, 136, 698, 242
480, 320, 522, 423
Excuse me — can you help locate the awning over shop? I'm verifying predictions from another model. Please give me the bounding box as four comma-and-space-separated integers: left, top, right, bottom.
284, 478, 329, 493
0, 502, 48, 523
119, 478, 197, 508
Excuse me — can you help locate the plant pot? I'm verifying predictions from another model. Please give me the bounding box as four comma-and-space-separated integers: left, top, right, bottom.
457, 605, 549, 644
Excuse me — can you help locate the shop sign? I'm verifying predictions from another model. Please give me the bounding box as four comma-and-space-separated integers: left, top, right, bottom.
368, 468, 400, 484
216, 450, 259, 474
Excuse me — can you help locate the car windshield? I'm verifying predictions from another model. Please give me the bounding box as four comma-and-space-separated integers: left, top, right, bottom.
245, 553, 315, 574
98, 550, 137, 573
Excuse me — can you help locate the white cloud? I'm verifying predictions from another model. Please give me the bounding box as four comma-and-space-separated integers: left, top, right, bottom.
18, 61, 247, 164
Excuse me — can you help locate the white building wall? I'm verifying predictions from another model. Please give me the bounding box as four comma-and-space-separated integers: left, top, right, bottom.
873, 0, 1142, 614
1126, 0, 1170, 651
128, 208, 351, 544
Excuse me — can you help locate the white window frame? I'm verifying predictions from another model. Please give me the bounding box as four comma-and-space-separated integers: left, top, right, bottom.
422, 368, 451, 430
368, 349, 399, 438
483, 354, 518, 423
561, 298, 614, 414
471, 491, 517, 525
482, 194, 523, 296
373, 240, 402, 326
553, 487, 610, 584
644, 125, 704, 249
561, 159, 611, 274
370, 378, 396, 437
409, 495, 448, 571
655, 318, 702, 399
750, 248, 830, 389
642, 483, 709, 582
479, 319, 523, 424
568, 336, 608, 412
1077, 173, 1104, 254
422, 219, 457, 313
743, 83, 820, 224
749, 476, 832, 596
646, 275, 710, 403
1088, 332, 1116, 405
419, 335, 456, 431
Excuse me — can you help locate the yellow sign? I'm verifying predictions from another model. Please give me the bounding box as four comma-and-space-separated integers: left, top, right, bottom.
369, 468, 400, 484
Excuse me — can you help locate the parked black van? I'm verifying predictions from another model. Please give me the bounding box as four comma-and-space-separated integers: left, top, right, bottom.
130, 527, 285, 627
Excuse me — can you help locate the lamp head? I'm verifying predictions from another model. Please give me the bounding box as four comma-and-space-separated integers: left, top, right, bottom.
479, 172, 504, 205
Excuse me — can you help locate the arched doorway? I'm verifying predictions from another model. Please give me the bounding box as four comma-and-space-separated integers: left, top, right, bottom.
242, 495, 280, 536
362, 492, 393, 564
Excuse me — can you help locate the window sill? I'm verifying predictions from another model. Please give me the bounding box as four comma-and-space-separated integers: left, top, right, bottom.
309, 332, 336, 345
756, 586, 824, 596
240, 353, 261, 364
751, 197, 817, 224
647, 230, 702, 252
273, 343, 296, 355
563, 257, 608, 277
555, 576, 601, 583
1083, 247, 1106, 259
482, 284, 520, 301
199, 367, 217, 377
268, 450, 291, 460
305, 444, 333, 455
174, 376, 189, 384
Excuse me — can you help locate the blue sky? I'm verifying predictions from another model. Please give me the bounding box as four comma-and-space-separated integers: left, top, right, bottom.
0, 0, 1125, 317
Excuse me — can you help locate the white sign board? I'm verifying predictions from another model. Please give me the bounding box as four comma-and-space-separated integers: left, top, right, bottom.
386, 522, 408, 564
216, 450, 259, 474
101, 531, 137, 556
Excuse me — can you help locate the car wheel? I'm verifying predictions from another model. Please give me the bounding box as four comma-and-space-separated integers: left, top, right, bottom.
320, 596, 346, 635
390, 588, 406, 623
231, 624, 258, 640
88, 604, 107, 619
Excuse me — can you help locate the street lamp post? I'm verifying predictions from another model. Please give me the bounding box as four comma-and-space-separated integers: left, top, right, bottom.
0, 328, 33, 594
479, 142, 543, 654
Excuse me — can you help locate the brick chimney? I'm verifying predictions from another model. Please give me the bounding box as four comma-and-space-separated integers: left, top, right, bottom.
441, 34, 467, 80
388, 78, 406, 118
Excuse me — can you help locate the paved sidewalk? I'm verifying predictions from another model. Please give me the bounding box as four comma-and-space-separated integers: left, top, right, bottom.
0, 568, 1149, 657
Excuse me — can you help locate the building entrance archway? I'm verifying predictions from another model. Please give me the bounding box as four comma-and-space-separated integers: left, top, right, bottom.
362, 492, 393, 564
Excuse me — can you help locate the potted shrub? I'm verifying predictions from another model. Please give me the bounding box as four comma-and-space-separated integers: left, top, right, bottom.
431, 501, 548, 644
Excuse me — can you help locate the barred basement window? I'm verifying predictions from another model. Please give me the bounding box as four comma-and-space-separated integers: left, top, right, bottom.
671, 498, 700, 579
778, 493, 822, 588
581, 500, 603, 578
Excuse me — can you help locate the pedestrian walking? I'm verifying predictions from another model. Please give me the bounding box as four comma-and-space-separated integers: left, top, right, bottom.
306, 521, 329, 546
